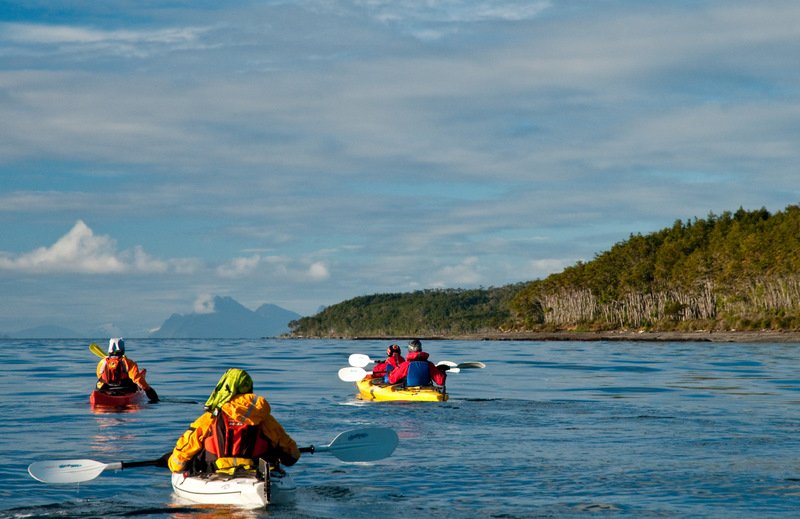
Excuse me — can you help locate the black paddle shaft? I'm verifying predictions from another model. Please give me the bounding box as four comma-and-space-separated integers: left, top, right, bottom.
122, 452, 171, 469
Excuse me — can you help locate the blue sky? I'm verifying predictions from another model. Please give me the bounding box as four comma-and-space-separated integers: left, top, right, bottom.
2, 0, 800, 336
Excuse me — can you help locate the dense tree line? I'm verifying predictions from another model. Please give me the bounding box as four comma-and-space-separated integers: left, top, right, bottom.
289, 286, 522, 337
290, 205, 800, 337
510, 205, 800, 331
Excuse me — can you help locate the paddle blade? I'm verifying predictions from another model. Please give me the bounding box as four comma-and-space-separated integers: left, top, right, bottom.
28, 459, 118, 484
348, 353, 374, 368
457, 362, 486, 369
89, 343, 106, 358
319, 427, 398, 462
338, 366, 368, 382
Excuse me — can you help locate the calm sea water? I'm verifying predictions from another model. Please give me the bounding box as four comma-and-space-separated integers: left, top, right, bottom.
2, 338, 800, 518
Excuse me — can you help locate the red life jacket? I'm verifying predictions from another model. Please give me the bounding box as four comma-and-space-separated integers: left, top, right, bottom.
101, 357, 130, 385
203, 411, 271, 461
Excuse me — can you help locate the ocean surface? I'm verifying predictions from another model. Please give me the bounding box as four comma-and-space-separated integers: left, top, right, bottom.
2, 338, 800, 518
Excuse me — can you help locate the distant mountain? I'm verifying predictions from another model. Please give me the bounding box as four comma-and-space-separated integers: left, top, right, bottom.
9, 325, 85, 338
149, 296, 301, 338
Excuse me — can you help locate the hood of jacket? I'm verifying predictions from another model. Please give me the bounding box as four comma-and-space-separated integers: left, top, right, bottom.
218, 392, 271, 426
204, 368, 254, 412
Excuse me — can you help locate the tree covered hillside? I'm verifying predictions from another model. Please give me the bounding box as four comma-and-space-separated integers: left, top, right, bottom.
290, 205, 800, 338
289, 286, 522, 337
511, 205, 800, 331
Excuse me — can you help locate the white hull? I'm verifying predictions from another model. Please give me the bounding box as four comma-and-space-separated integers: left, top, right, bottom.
171, 470, 296, 508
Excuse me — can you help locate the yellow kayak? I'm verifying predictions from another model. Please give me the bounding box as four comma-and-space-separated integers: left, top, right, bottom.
355, 377, 448, 402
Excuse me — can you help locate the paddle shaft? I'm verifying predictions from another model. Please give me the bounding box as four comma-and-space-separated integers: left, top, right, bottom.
122, 459, 163, 469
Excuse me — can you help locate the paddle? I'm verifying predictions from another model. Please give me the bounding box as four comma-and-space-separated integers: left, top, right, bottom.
339, 366, 371, 382
299, 426, 398, 462
436, 360, 486, 373
28, 456, 168, 484
350, 354, 485, 371
339, 361, 484, 380
28, 427, 398, 484
89, 342, 105, 358
348, 353, 376, 368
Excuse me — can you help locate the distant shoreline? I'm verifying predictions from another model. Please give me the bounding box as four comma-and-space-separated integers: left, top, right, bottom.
344, 330, 800, 343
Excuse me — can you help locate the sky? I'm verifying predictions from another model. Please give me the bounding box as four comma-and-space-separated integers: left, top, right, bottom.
2, 0, 800, 336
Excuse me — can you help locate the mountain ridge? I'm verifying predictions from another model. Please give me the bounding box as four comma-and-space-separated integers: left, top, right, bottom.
149, 296, 301, 338
2, 297, 301, 339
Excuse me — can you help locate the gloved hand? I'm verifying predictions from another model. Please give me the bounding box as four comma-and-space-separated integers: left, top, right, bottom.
154, 451, 171, 468
145, 387, 160, 403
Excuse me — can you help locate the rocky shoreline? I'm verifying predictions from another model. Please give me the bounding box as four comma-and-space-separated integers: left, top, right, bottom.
347, 330, 800, 343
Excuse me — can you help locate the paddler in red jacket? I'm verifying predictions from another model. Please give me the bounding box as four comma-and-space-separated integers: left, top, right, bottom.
167, 368, 301, 475
96, 338, 159, 402
387, 339, 446, 387
371, 344, 405, 382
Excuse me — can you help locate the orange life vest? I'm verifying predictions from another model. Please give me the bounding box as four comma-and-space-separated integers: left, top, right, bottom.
101, 357, 130, 385
203, 411, 271, 461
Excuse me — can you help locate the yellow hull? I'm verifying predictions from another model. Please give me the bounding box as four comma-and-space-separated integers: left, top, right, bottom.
355, 377, 448, 402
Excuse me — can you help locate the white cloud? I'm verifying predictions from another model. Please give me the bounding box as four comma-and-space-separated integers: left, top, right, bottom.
526, 259, 570, 279
307, 261, 330, 281
1, 22, 208, 55
0, 220, 125, 273
193, 293, 216, 314
216, 254, 261, 278
97, 322, 123, 336
0, 220, 192, 275
360, 0, 551, 25
433, 256, 481, 286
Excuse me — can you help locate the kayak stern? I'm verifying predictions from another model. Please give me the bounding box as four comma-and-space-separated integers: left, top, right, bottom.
356, 377, 448, 402
171, 469, 296, 509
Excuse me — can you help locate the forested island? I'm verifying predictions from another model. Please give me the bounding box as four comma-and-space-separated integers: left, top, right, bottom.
289, 205, 800, 340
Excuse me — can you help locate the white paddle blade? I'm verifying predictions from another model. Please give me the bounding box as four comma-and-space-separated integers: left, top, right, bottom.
457, 361, 486, 369
348, 353, 374, 368
338, 366, 368, 382
320, 427, 399, 462
437, 360, 458, 368
28, 459, 119, 484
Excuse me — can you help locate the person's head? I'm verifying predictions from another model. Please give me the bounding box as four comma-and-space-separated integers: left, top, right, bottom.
204, 368, 254, 413
387, 344, 401, 357
108, 338, 125, 356
407, 339, 422, 353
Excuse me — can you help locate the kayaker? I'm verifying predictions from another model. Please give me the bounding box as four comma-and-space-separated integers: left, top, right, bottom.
387, 339, 447, 387
95, 338, 159, 402
167, 368, 301, 475
371, 344, 405, 382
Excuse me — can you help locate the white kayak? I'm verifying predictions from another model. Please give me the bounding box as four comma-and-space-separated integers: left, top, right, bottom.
171, 469, 297, 508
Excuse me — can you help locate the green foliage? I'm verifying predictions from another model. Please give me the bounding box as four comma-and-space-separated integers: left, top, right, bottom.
289, 286, 523, 337
291, 204, 800, 337
511, 204, 800, 330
